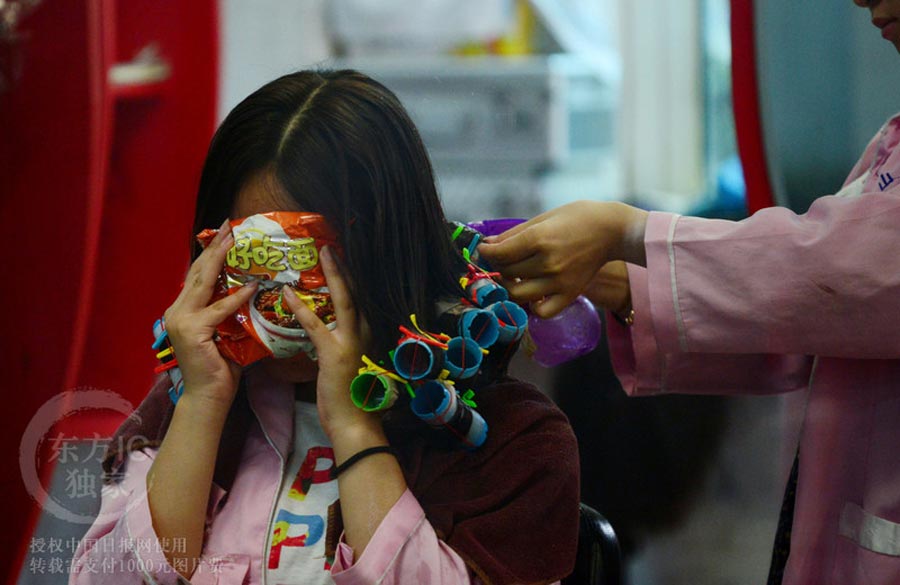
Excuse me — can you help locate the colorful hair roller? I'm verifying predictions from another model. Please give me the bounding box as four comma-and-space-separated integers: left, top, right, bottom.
438, 303, 501, 349
444, 336, 483, 380
167, 368, 185, 404
350, 372, 400, 412
152, 318, 169, 350
466, 277, 508, 308
410, 380, 488, 449
152, 317, 185, 404
488, 300, 528, 344
392, 338, 445, 381
458, 308, 500, 348
449, 222, 485, 266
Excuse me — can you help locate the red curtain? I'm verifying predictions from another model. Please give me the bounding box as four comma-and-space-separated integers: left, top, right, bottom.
1, 1, 218, 580
731, 0, 776, 213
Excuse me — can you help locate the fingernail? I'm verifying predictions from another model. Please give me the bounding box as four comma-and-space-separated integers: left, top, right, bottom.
320, 246, 332, 263
213, 218, 230, 242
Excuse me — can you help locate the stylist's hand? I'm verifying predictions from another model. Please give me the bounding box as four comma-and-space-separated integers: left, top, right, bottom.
282, 246, 375, 441
478, 201, 648, 318
584, 261, 632, 315
163, 219, 258, 410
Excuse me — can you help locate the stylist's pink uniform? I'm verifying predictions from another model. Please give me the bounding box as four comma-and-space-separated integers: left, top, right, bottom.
609, 114, 900, 585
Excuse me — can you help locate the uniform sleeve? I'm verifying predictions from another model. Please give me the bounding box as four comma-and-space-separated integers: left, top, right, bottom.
642, 186, 900, 359
330, 489, 482, 585
608, 263, 813, 397
608, 118, 900, 395
69, 450, 234, 585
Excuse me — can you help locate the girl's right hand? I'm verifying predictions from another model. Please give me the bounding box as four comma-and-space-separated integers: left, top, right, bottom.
162, 219, 258, 410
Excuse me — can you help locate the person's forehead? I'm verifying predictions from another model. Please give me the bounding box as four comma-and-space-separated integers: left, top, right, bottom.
231, 169, 303, 218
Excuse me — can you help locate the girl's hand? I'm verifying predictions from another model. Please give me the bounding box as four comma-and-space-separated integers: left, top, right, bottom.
281, 246, 376, 441
162, 219, 258, 411
477, 201, 648, 318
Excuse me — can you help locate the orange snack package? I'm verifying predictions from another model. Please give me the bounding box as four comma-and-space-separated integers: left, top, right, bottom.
196, 211, 341, 366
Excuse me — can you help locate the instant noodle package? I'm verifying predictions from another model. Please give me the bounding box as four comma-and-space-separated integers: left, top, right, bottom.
196, 211, 340, 366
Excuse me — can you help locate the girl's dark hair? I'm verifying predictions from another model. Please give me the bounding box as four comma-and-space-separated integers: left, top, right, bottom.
192, 70, 466, 359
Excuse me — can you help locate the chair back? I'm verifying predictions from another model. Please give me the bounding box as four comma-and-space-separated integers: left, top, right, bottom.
562, 503, 622, 585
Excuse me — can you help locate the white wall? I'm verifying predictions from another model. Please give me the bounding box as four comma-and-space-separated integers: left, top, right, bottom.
849, 5, 900, 150
756, 1, 900, 211
219, 0, 333, 120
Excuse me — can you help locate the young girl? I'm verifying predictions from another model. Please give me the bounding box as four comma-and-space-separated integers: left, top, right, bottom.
480, 2, 900, 584
70, 70, 579, 585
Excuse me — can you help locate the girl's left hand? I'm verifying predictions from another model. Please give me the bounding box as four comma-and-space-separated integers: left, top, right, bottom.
281, 246, 378, 441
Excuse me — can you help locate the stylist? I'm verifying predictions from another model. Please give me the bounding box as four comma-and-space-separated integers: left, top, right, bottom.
479, 2, 900, 583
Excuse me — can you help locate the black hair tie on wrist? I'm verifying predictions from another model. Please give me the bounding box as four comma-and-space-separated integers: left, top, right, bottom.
332, 446, 395, 479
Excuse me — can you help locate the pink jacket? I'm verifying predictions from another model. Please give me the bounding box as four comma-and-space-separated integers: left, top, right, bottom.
69, 370, 555, 585
608, 113, 900, 584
